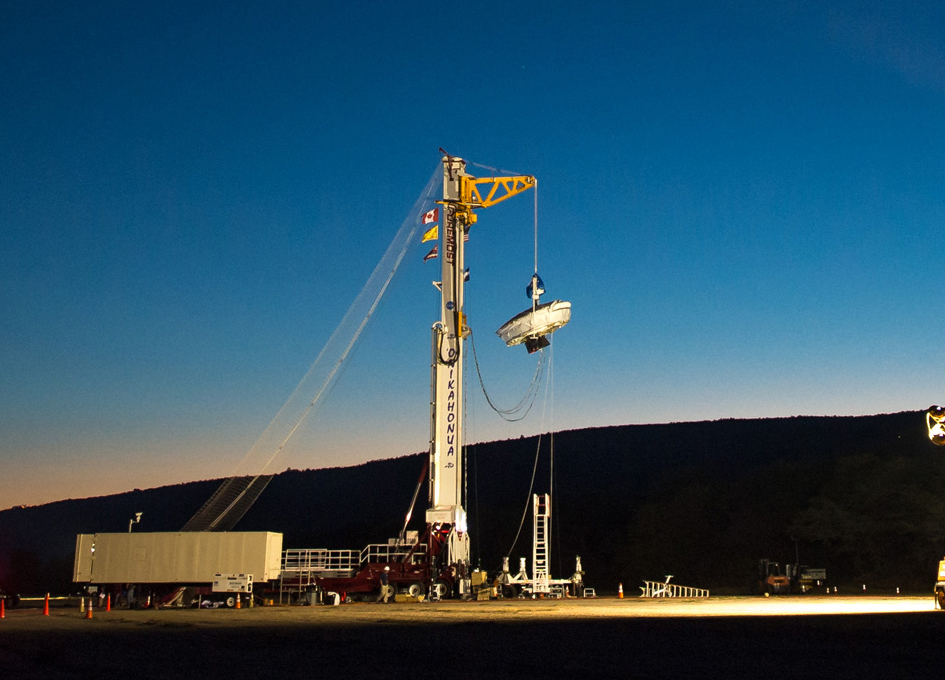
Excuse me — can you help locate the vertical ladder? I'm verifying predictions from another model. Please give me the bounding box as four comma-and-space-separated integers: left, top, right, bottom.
532, 494, 551, 593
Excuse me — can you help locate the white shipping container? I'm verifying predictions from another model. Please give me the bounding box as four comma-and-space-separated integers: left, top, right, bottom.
73, 532, 283, 585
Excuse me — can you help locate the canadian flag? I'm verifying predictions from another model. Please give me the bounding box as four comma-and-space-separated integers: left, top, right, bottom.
421, 207, 439, 225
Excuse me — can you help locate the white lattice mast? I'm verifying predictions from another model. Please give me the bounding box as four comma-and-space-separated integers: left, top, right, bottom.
426, 153, 536, 568
426, 155, 470, 566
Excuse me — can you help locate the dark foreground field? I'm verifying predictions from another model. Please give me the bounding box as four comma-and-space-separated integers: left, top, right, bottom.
2, 597, 944, 679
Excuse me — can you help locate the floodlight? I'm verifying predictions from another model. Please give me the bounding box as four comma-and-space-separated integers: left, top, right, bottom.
928, 406, 945, 446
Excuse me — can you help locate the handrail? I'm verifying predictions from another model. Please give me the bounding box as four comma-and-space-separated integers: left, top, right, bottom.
281, 542, 429, 577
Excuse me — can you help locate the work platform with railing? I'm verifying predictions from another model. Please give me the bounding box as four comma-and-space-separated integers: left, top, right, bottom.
278, 532, 425, 603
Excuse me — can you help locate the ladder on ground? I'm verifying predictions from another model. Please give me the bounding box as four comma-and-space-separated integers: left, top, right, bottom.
641, 576, 710, 598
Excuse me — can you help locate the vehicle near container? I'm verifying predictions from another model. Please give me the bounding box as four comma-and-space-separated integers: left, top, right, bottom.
205, 573, 254, 608
793, 566, 827, 593
73, 531, 282, 607
756, 559, 826, 595
757, 559, 791, 594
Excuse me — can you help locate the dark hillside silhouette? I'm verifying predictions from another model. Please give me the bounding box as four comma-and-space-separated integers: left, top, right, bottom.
2, 411, 942, 595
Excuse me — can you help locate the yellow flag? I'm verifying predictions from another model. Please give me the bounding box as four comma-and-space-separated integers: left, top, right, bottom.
421, 225, 438, 243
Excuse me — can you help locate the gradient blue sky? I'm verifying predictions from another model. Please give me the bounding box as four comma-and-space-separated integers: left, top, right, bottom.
3, 1, 943, 508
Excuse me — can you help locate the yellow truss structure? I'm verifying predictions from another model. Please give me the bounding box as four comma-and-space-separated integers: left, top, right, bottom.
462, 175, 536, 208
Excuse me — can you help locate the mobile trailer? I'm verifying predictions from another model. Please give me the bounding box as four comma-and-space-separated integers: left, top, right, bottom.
74, 531, 282, 607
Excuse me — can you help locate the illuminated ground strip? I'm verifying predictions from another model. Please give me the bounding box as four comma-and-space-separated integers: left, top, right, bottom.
2, 596, 935, 629
575, 596, 934, 617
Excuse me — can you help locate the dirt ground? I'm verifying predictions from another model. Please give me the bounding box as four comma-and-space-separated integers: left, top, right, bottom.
2, 596, 945, 679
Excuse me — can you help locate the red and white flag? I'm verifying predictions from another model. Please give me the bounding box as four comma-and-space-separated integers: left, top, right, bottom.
421, 207, 439, 225
423, 245, 438, 261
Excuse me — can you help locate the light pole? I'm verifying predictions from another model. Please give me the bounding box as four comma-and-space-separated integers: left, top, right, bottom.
128, 512, 143, 533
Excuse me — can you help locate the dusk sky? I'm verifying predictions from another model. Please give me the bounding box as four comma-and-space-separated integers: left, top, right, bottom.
3, 1, 944, 509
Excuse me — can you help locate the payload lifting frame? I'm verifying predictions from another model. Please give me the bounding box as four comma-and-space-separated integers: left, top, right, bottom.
494, 494, 585, 598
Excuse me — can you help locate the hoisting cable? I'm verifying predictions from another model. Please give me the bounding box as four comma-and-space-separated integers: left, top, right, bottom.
469, 329, 544, 421
531, 180, 542, 314
467, 160, 526, 177
468, 159, 558, 562
534, 180, 539, 274
505, 430, 543, 557
467, 159, 540, 281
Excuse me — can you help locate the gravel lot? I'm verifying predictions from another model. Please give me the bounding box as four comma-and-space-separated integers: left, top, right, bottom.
2, 597, 944, 679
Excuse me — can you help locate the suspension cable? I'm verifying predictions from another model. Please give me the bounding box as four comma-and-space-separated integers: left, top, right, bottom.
469, 329, 544, 421
544, 344, 564, 576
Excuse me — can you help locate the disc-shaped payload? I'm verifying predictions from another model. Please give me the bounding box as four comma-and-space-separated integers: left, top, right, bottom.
496, 299, 572, 353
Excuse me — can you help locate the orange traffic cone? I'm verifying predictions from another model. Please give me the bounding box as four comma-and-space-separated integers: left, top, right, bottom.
1, 598, 5, 619
235, 593, 241, 609
43, 593, 50, 616
106, 594, 111, 612
86, 598, 93, 620
618, 583, 624, 599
